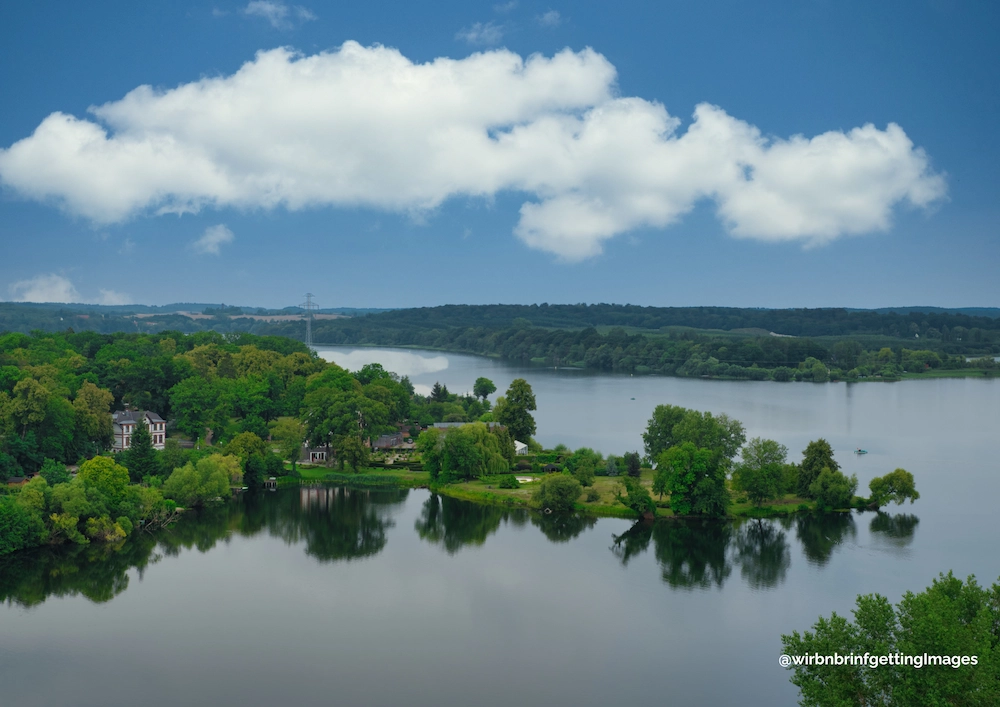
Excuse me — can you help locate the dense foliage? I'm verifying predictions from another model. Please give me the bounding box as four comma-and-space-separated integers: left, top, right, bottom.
782, 572, 1000, 706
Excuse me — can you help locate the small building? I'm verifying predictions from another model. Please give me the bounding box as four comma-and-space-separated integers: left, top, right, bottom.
6, 476, 28, 487
300, 444, 330, 464
513, 440, 529, 455
112, 410, 166, 452
543, 463, 561, 473
373, 432, 405, 450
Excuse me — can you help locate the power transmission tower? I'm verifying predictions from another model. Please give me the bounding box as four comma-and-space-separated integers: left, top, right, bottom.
300, 293, 318, 348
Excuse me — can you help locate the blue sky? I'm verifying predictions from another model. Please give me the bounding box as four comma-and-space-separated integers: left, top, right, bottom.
1, 0, 997, 309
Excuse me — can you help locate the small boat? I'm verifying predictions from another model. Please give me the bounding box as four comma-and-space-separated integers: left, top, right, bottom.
854, 448, 868, 454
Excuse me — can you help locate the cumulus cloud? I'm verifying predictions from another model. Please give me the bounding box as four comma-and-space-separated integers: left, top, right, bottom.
538, 10, 561, 27
456, 21, 505, 45
244, 1, 315, 29
9, 274, 81, 303
0, 42, 946, 260
192, 224, 235, 254
7, 274, 133, 304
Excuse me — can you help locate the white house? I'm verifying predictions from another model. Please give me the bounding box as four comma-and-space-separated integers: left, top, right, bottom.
513, 440, 529, 455
112, 410, 166, 452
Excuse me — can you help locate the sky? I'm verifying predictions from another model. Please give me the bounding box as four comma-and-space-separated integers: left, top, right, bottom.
0, 0, 997, 310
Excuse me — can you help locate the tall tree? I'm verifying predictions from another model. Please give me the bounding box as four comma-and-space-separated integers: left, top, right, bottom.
642, 404, 688, 461
495, 378, 536, 443
798, 438, 839, 497
72, 381, 114, 452
121, 419, 160, 482
657, 442, 729, 517
733, 437, 788, 506
473, 377, 496, 402
271, 417, 305, 473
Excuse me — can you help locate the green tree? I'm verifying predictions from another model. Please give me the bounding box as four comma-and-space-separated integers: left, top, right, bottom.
121, 419, 159, 482
533, 474, 582, 512
271, 417, 305, 473
416, 428, 445, 481
39, 458, 70, 486
10, 378, 50, 438
77, 456, 131, 512
799, 439, 839, 498
615, 475, 656, 517
336, 435, 369, 472
623, 451, 642, 478
72, 381, 114, 451
642, 404, 688, 460
226, 431, 268, 461
733, 437, 788, 506
657, 442, 729, 517
495, 378, 537, 443
473, 377, 496, 401
809, 467, 858, 510
781, 572, 1000, 706
868, 468, 919, 509
162, 454, 240, 507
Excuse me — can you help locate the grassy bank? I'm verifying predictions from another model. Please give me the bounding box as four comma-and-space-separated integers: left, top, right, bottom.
279, 465, 821, 520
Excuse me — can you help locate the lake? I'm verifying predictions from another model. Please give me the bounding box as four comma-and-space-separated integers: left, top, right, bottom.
1, 346, 998, 706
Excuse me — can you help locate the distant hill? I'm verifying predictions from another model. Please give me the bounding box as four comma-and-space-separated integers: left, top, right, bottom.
1, 302, 998, 350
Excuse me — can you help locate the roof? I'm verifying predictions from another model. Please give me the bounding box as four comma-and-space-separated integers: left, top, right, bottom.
112, 410, 165, 424
7, 476, 26, 484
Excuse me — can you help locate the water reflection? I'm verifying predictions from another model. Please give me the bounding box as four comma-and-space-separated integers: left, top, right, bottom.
1, 486, 409, 607
531, 511, 597, 543
415, 493, 511, 553
610, 514, 862, 591
733, 519, 791, 590
868, 511, 919, 552
795, 513, 857, 566
0, 535, 161, 608
0, 487, 920, 609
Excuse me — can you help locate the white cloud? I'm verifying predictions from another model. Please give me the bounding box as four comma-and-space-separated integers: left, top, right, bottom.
192, 224, 235, 255
538, 10, 561, 27
98, 289, 131, 305
9, 274, 81, 303
456, 21, 505, 45
493, 1, 518, 13
0, 42, 946, 261
7, 273, 133, 304
243, 1, 315, 29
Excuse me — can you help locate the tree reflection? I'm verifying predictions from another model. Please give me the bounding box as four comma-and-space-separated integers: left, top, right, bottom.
414, 493, 506, 553
0, 485, 409, 606
0, 533, 160, 608
733, 519, 791, 590
611, 521, 653, 566
652, 520, 733, 590
531, 511, 597, 543
869, 512, 919, 551
795, 512, 857, 566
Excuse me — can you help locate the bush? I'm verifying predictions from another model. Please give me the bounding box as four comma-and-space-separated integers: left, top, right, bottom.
498, 474, 520, 489
585, 488, 600, 502
532, 474, 582, 512
809, 467, 858, 511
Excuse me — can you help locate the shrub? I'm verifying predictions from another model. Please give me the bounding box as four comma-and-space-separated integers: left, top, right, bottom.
498, 474, 520, 489
532, 474, 582, 512
585, 488, 600, 503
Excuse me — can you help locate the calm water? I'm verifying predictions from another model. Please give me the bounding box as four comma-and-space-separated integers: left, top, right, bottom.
1, 347, 998, 707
